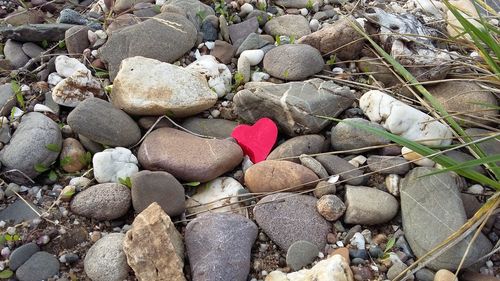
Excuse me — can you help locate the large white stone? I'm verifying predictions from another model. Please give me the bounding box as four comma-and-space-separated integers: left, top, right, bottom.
186, 177, 247, 217
93, 147, 139, 183
240, 49, 265, 66
111, 56, 217, 117
185, 55, 231, 98
55, 55, 89, 78
266, 254, 354, 281
359, 90, 452, 146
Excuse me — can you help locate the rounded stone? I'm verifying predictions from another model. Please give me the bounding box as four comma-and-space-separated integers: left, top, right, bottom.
267, 134, 325, 163
244, 160, 319, 193
263, 44, 324, 80
316, 195, 346, 221
366, 155, 410, 175
343, 185, 399, 225
65, 25, 90, 54
313, 181, 336, 198
286, 240, 319, 271
315, 154, 366, 185
330, 118, 391, 152
138, 127, 243, 182
16, 251, 59, 281
263, 14, 311, 38
59, 138, 87, 173
111, 56, 217, 117
0, 112, 62, 184
254, 193, 331, 251
70, 183, 131, 220
9, 242, 40, 270
67, 97, 141, 147
130, 170, 185, 216
84, 233, 129, 281
434, 269, 458, 281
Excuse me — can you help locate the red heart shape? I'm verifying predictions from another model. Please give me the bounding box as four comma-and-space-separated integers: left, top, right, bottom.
231, 118, 278, 163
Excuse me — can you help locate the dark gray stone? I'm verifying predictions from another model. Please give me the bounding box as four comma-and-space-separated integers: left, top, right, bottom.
465, 128, 500, 165
44, 91, 60, 115
0, 24, 77, 42
130, 170, 185, 216
67, 98, 141, 147
180, 118, 237, 139
70, 183, 131, 221
4, 40, 29, 68
65, 25, 90, 54
58, 9, 87, 25
21, 42, 44, 59
415, 268, 435, 281
254, 193, 331, 251
330, 118, 391, 152
0, 112, 62, 184
164, 0, 215, 30
286, 240, 319, 271
0, 200, 40, 224
201, 20, 218, 42
228, 17, 259, 45
445, 150, 487, 174
401, 167, 493, 270
316, 154, 366, 185
0, 83, 17, 116
99, 12, 197, 80
185, 213, 257, 281
16, 251, 59, 281
234, 78, 355, 136
267, 134, 325, 163
236, 33, 270, 55
366, 155, 410, 175
263, 44, 323, 80
78, 134, 104, 154
9, 242, 40, 270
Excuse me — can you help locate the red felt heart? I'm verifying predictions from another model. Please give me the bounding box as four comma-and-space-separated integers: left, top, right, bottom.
231, 118, 278, 163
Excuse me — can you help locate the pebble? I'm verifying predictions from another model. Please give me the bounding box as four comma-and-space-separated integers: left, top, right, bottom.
316, 195, 346, 221
240, 3, 254, 17
402, 147, 435, 167
240, 49, 265, 66
264, 14, 311, 38
267, 134, 325, 163
286, 240, 319, 271
59, 138, 87, 172
93, 147, 139, 183
263, 44, 323, 80
316, 154, 366, 185
70, 183, 131, 221
330, 118, 391, 152
4, 40, 29, 69
415, 268, 435, 281
387, 261, 411, 280
467, 184, 484, 194
186, 55, 231, 98
84, 233, 129, 281
344, 185, 399, 225
254, 193, 330, 251
434, 269, 458, 281
9, 242, 39, 270
186, 213, 258, 281
16, 251, 60, 281
313, 181, 336, 198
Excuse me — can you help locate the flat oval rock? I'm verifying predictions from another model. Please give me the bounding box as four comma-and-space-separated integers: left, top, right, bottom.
254, 193, 331, 251
70, 183, 131, 221
67, 97, 141, 147
244, 160, 319, 193
138, 127, 243, 182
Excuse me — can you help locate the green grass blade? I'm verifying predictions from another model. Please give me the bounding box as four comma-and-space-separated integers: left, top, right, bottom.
421, 154, 500, 177
346, 17, 500, 180
317, 116, 500, 190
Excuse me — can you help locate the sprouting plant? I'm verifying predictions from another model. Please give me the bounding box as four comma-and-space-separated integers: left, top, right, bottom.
233, 71, 245, 89
58, 40, 66, 49
283, 69, 289, 80
381, 236, 396, 259
305, 0, 314, 10
290, 35, 296, 44
326, 55, 336, 65
34, 162, 58, 181
60, 156, 73, 167
275, 35, 281, 46
119, 177, 132, 188
0, 269, 13, 279
257, 1, 267, 11
183, 181, 201, 187
79, 151, 92, 166
46, 143, 61, 153
10, 80, 24, 110
196, 9, 207, 22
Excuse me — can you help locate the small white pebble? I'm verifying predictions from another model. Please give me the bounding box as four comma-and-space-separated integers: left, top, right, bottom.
205, 41, 215, 49
490, 18, 499, 26
331, 67, 344, 74
318, 252, 324, 258
221, 101, 229, 107
0, 221, 6, 228
94, 30, 107, 39
73, 219, 80, 225
470, 51, 480, 58
239, 3, 254, 17
6, 226, 16, 235
300, 8, 308, 16
327, 175, 339, 184
210, 109, 220, 118
348, 155, 367, 167
486, 260, 494, 268
261, 271, 268, 276
197, 43, 205, 49
39, 235, 50, 245
91, 50, 98, 57
467, 184, 484, 195
1, 247, 10, 258
336, 241, 344, 247
34, 104, 56, 114
309, 19, 320, 31
20, 85, 30, 92
59, 255, 67, 263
